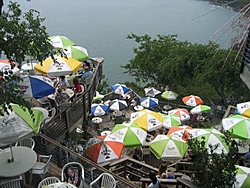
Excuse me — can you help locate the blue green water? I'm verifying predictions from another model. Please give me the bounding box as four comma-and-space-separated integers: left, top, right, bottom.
11, 0, 237, 85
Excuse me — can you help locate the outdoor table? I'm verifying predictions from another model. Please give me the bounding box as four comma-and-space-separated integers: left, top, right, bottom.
113, 110, 123, 117
163, 105, 172, 110
46, 182, 77, 188
134, 105, 144, 111
0, 146, 37, 185
63, 88, 74, 98
92, 117, 103, 124
101, 130, 111, 136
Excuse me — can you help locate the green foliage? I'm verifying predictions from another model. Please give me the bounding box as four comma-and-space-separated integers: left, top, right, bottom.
187, 133, 238, 188
0, 2, 53, 114
97, 79, 111, 94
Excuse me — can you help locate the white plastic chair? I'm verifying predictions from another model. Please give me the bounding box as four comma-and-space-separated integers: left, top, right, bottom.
29, 154, 52, 185
90, 173, 116, 188
0, 176, 22, 188
15, 137, 35, 150
75, 85, 85, 98
44, 107, 57, 124
37, 176, 61, 188
61, 162, 85, 188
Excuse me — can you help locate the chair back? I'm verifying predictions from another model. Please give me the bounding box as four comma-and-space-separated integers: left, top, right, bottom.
0, 177, 22, 188
15, 138, 35, 150
37, 154, 52, 174
44, 107, 57, 123
101, 173, 116, 188
37, 176, 60, 188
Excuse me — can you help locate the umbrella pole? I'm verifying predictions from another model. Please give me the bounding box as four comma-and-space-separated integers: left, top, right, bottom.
8, 145, 14, 162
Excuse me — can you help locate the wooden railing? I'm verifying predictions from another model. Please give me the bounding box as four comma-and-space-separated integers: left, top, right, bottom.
41, 58, 104, 141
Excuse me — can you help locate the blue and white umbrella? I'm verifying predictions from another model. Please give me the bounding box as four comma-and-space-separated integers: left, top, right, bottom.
140, 97, 158, 108
109, 99, 128, 111
91, 103, 109, 116
111, 83, 130, 94
19, 75, 55, 99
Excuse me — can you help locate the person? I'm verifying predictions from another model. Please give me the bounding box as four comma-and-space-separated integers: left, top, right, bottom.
73, 78, 83, 95
158, 162, 167, 178
81, 66, 93, 81
55, 88, 70, 104
148, 171, 161, 188
166, 169, 175, 179
67, 168, 79, 186
58, 75, 70, 89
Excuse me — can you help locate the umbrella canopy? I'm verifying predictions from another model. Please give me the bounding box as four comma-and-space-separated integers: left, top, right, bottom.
0, 104, 45, 147
49, 35, 76, 48
91, 103, 109, 116
111, 122, 147, 147
34, 56, 82, 77
190, 105, 211, 114
161, 91, 178, 100
235, 165, 250, 188
162, 114, 181, 129
109, 99, 128, 111
111, 83, 130, 94
167, 126, 193, 141
168, 108, 190, 122
182, 95, 203, 107
144, 87, 161, 97
191, 128, 229, 154
149, 135, 189, 161
237, 101, 250, 118
63, 45, 89, 61
21, 62, 37, 71
140, 97, 158, 108
131, 109, 163, 131
84, 135, 124, 163
19, 75, 55, 99
0, 59, 20, 76
222, 114, 250, 140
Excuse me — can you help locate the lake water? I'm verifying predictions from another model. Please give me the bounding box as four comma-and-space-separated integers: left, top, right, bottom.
12, 0, 237, 85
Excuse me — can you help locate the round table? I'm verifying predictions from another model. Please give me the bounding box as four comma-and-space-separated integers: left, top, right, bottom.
63, 89, 74, 98
101, 130, 111, 136
0, 146, 37, 184
92, 117, 103, 124
163, 105, 172, 110
113, 110, 123, 117
134, 105, 144, 111
48, 182, 77, 188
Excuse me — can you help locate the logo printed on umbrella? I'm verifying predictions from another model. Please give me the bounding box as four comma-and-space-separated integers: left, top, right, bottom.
20, 85, 29, 93
167, 146, 175, 151
149, 118, 156, 126
243, 104, 249, 109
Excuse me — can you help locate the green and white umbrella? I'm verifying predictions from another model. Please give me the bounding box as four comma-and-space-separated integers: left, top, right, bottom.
161, 91, 178, 100
222, 114, 250, 140
190, 105, 211, 114
49, 35, 76, 48
191, 128, 229, 154
235, 165, 250, 188
63, 45, 89, 61
149, 134, 189, 161
162, 114, 181, 129
111, 122, 147, 147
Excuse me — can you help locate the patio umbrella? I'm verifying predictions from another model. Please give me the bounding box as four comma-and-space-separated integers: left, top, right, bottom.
49, 35, 76, 48
162, 114, 181, 129
0, 59, 20, 76
236, 101, 250, 118
111, 122, 147, 147
84, 135, 124, 163
191, 128, 229, 154
19, 75, 55, 99
91, 103, 109, 116
222, 114, 250, 140
234, 165, 250, 188
109, 99, 128, 111
0, 103, 45, 161
93, 91, 104, 102
161, 91, 178, 100
182, 95, 203, 107
140, 97, 158, 108
168, 108, 190, 122
149, 135, 189, 161
34, 56, 82, 77
111, 83, 130, 94
144, 87, 161, 97
131, 109, 163, 131
190, 105, 211, 114
21, 62, 37, 71
167, 126, 193, 141
63, 45, 89, 61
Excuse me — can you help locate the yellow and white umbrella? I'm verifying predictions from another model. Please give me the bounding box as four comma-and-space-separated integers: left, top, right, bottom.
131, 109, 163, 131
34, 56, 82, 77
237, 101, 250, 118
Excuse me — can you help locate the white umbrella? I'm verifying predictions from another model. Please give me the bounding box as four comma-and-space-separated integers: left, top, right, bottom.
21, 62, 37, 71
144, 87, 161, 97
109, 99, 128, 111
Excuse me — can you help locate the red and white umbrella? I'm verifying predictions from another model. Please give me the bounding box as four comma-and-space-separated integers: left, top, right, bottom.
84, 135, 124, 163
167, 126, 193, 141
182, 95, 203, 107
168, 108, 190, 122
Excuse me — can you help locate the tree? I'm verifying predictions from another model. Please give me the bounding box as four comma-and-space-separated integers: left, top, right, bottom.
0, 2, 53, 114
123, 34, 248, 106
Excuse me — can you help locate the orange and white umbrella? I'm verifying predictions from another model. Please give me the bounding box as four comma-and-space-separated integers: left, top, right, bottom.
167, 126, 193, 141
131, 109, 163, 131
0, 59, 20, 76
237, 101, 250, 118
182, 95, 203, 107
84, 135, 124, 163
168, 108, 190, 122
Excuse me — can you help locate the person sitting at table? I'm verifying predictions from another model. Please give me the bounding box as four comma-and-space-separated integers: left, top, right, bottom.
67, 167, 79, 186
55, 88, 70, 104
148, 171, 161, 188
158, 162, 167, 178
58, 75, 70, 89
73, 78, 84, 95
81, 66, 93, 81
